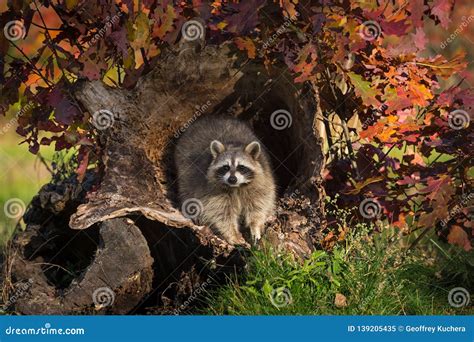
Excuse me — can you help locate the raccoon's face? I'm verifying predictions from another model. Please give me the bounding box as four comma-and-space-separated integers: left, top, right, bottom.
207, 140, 262, 188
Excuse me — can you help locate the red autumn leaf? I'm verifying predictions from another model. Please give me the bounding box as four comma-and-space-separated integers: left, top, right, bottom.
431, 0, 454, 29
76, 148, 90, 182
225, 0, 266, 34
293, 44, 318, 83
380, 19, 409, 36
412, 27, 428, 50
409, 0, 425, 28
47, 87, 80, 125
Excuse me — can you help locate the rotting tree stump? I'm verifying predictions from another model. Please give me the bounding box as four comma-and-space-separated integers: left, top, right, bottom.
4, 38, 326, 314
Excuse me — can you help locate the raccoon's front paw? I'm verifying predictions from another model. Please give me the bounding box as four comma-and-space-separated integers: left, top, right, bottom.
228, 235, 250, 248
251, 230, 261, 245
248, 222, 264, 246
222, 231, 250, 247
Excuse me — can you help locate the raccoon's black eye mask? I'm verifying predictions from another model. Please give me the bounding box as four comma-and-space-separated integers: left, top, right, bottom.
216, 165, 230, 176
236, 165, 251, 174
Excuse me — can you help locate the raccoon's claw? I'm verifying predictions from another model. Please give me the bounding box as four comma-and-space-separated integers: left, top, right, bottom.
250, 236, 259, 246
236, 241, 251, 249
250, 230, 262, 246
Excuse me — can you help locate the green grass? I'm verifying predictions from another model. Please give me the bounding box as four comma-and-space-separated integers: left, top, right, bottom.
203, 227, 473, 315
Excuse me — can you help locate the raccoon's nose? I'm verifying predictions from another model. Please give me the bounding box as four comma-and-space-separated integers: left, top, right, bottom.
228, 175, 237, 184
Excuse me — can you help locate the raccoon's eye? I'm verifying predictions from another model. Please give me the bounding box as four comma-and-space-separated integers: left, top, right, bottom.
220, 165, 230, 172
236, 165, 251, 173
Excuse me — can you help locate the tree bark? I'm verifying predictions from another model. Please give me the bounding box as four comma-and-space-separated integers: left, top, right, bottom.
4, 39, 326, 314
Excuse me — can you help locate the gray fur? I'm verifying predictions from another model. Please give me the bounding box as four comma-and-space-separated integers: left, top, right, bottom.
174, 116, 276, 244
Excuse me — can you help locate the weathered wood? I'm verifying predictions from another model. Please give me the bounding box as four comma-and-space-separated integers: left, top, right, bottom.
8, 215, 153, 314
5, 39, 326, 314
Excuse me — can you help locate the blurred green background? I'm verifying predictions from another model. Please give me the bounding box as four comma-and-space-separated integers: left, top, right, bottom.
0, 115, 54, 244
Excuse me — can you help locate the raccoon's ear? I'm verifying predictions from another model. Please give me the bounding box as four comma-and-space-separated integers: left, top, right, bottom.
210, 140, 225, 158
245, 141, 261, 159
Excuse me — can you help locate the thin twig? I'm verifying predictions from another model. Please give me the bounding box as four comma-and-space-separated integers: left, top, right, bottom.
9, 42, 53, 87
33, 0, 67, 79
30, 22, 62, 31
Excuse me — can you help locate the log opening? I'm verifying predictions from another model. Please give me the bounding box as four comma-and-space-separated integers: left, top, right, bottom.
164, 63, 322, 203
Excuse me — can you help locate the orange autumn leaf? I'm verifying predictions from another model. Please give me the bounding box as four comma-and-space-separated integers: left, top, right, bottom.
152, 4, 177, 40
334, 293, 348, 308
407, 80, 433, 106
448, 225, 472, 252
234, 37, 256, 59
360, 120, 385, 140
293, 44, 317, 83
279, 0, 299, 19
415, 53, 468, 79
378, 127, 397, 142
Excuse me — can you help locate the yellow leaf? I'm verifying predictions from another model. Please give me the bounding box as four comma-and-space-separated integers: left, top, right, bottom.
344, 176, 384, 195
217, 21, 228, 30
415, 53, 468, 79
131, 12, 150, 50
65, 0, 78, 10
347, 72, 380, 107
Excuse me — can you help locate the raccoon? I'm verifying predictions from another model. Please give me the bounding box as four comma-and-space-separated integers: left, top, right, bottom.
174, 116, 276, 245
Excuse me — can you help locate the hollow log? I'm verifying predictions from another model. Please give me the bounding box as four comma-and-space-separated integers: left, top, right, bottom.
5, 38, 326, 314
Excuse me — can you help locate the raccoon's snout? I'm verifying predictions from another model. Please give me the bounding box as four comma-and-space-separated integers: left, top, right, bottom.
224, 173, 241, 187
227, 175, 237, 185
